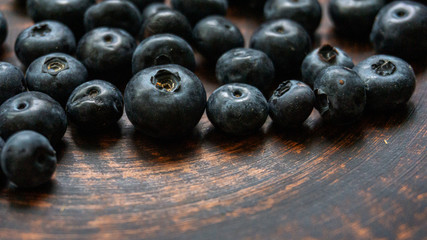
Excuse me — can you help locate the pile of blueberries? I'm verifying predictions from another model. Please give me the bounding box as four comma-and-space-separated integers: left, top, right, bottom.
0, 0, 425, 188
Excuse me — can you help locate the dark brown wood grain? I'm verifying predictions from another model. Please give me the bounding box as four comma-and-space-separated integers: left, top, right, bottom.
0, 0, 426, 239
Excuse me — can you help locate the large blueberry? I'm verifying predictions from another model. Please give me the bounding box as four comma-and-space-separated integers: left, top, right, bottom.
14, 21, 76, 66
66, 80, 123, 129
0, 62, 25, 105
269, 80, 314, 128
328, 0, 386, 37
26, 0, 95, 38
207, 83, 268, 136
370, 1, 427, 60
25, 53, 88, 105
216, 48, 275, 91
354, 55, 416, 110
128, 0, 163, 11
314, 66, 366, 125
84, 0, 142, 36
132, 34, 195, 75
264, 0, 322, 34
0, 91, 67, 143
301, 44, 354, 88
0, 130, 56, 188
171, 0, 228, 25
141, 3, 170, 23
250, 19, 311, 78
139, 9, 192, 42
124, 64, 206, 139
76, 27, 137, 84
0, 11, 7, 45
193, 16, 244, 62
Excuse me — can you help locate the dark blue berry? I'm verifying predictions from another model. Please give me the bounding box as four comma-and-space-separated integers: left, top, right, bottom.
250, 19, 311, 78
0, 11, 7, 45
314, 66, 366, 124
264, 0, 322, 34
26, 0, 95, 38
125, 64, 206, 139
139, 9, 192, 42
328, 0, 386, 37
0, 62, 25, 105
0, 130, 56, 188
301, 44, 354, 88
14, 21, 76, 66
193, 16, 244, 62
25, 53, 88, 105
354, 55, 416, 110
269, 80, 314, 128
207, 83, 268, 136
171, 0, 228, 25
0, 136, 5, 182
84, 0, 142, 36
128, 0, 163, 11
141, 3, 170, 23
370, 1, 427, 60
76, 27, 137, 84
0, 91, 67, 143
132, 34, 195, 75
66, 80, 124, 129
216, 48, 275, 91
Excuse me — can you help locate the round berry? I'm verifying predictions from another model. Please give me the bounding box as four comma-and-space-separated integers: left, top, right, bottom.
0, 62, 25, 105
171, 0, 228, 25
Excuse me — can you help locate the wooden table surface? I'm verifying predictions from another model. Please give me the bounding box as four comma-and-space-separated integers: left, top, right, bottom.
0, 0, 426, 239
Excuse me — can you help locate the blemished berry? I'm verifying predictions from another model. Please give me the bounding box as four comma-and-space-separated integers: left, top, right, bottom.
0, 62, 25, 105
269, 80, 315, 128
301, 44, 354, 88
0, 130, 57, 188
370, 1, 427, 60
250, 19, 311, 78
66, 80, 124, 129
264, 0, 322, 34
25, 53, 88, 105
0, 91, 67, 143
171, 0, 228, 25
132, 34, 195, 75
216, 48, 275, 91
207, 83, 269, 136
354, 55, 416, 110
124, 64, 206, 139
26, 0, 95, 38
314, 66, 366, 125
193, 16, 244, 62
0, 11, 7, 45
84, 0, 142, 36
328, 0, 386, 37
14, 21, 76, 66
76, 27, 137, 84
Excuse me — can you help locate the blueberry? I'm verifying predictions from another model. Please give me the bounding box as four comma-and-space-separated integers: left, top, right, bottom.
0, 136, 5, 182
264, 0, 322, 34
269, 80, 314, 128
76, 27, 137, 84
25, 53, 88, 105
171, 0, 228, 25
301, 44, 354, 88
128, 0, 163, 11
26, 0, 95, 38
124, 64, 206, 139
193, 16, 244, 62
0, 130, 56, 188
0, 62, 25, 105
66, 80, 123, 129
132, 34, 195, 75
0, 91, 67, 143
206, 83, 268, 136
14, 21, 76, 66
370, 1, 427, 60
84, 0, 142, 36
314, 66, 366, 124
141, 3, 170, 23
328, 0, 386, 37
353, 55, 416, 110
216, 48, 275, 91
0, 11, 7, 45
250, 19, 311, 78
